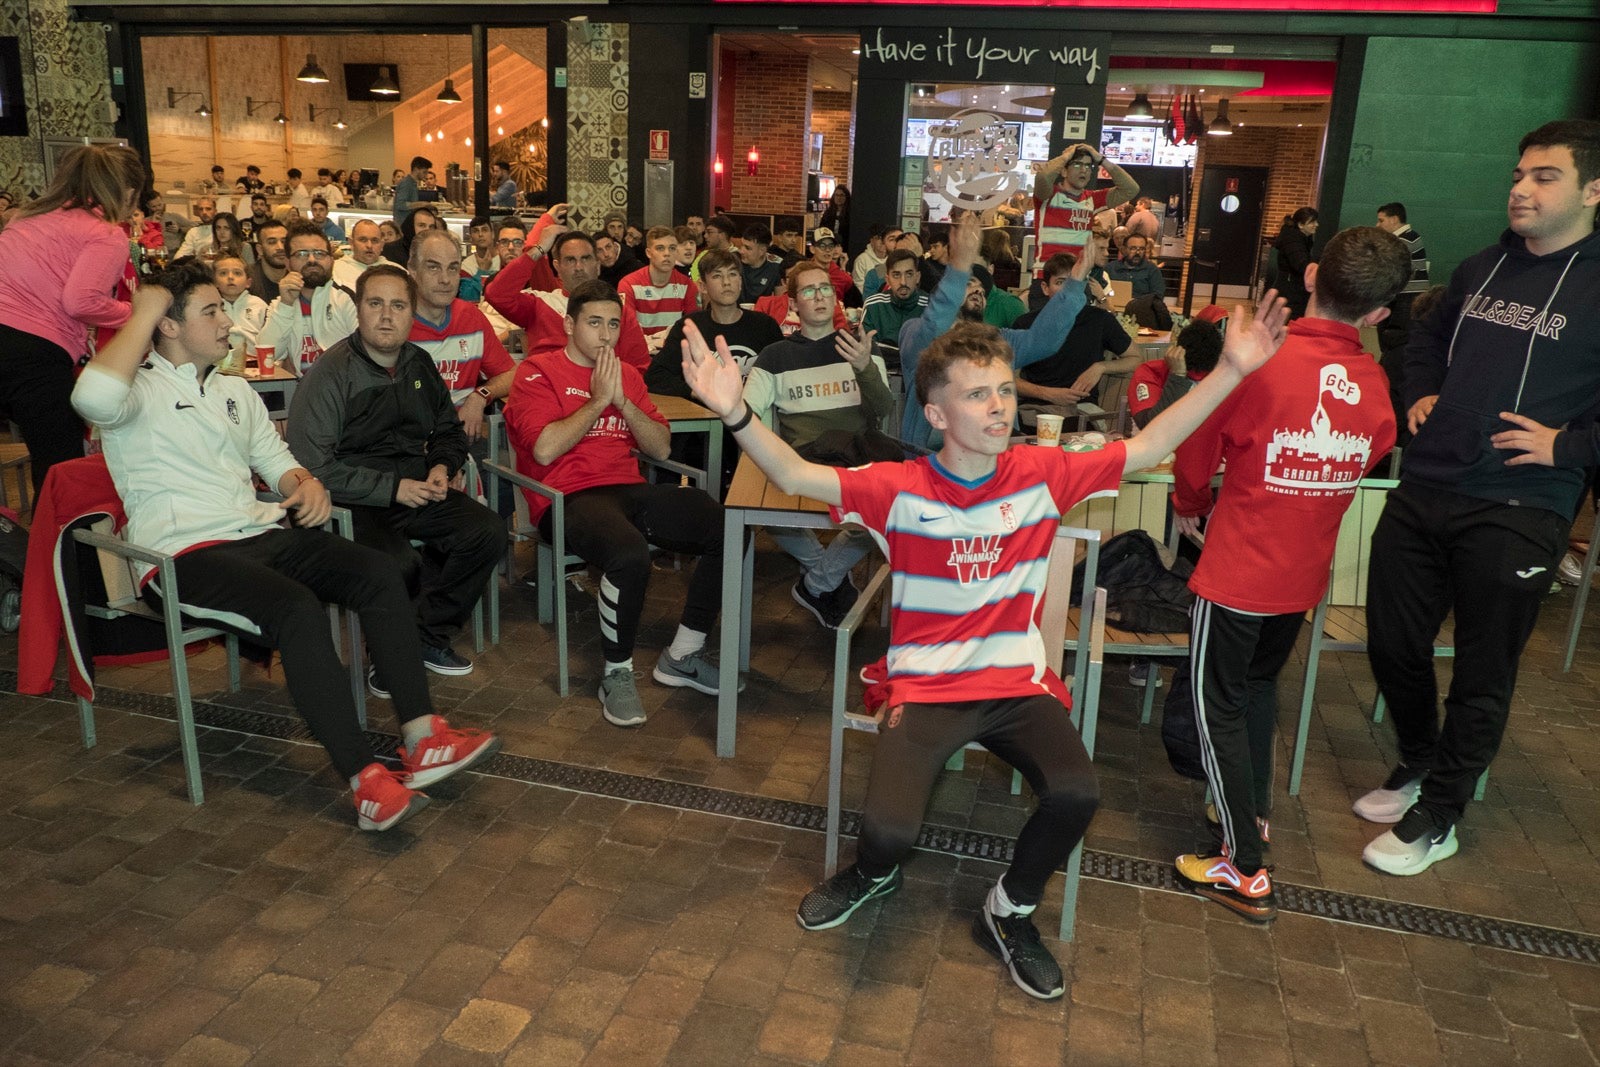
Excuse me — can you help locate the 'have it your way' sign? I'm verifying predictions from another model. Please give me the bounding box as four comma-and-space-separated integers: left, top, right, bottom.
858, 27, 1110, 83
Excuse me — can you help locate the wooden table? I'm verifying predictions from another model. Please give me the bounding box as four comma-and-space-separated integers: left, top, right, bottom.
650, 393, 724, 498
715, 454, 835, 757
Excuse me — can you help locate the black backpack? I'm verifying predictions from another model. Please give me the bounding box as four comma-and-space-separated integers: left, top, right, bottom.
1126, 293, 1174, 331
1072, 529, 1194, 634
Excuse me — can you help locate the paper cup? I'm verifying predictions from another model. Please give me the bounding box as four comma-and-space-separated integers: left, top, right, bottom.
255, 345, 276, 373
1035, 413, 1065, 446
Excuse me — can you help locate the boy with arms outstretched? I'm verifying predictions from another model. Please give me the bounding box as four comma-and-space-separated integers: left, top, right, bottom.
679, 289, 1290, 1000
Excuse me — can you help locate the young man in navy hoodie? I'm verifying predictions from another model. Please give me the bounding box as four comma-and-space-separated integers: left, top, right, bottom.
1359, 119, 1600, 876
1169, 227, 1411, 921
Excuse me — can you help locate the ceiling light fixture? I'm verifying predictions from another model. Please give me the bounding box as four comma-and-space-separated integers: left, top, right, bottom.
370, 65, 400, 96
1207, 98, 1234, 136
1126, 92, 1154, 119
295, 53, 329, 84
437, 38, 462, 103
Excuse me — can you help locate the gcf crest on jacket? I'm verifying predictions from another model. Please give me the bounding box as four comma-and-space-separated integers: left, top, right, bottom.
1263, 363, 1372, 497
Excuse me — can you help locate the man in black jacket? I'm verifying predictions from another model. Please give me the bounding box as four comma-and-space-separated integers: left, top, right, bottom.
1359, 119, 1600, 877
287, 265, 505, 680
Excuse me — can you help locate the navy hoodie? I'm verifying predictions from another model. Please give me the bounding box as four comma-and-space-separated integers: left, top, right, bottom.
1401, 226, 1600, 516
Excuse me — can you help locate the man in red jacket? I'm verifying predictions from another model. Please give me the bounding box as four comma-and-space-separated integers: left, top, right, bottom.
1169, 227, 1412, 922
485, 228, 650, 368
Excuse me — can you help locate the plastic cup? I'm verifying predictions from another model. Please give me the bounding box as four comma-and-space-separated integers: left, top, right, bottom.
256, 345, 276, 374
1035, 412, 1065, 446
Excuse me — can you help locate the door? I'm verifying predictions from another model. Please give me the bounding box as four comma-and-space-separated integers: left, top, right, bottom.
1193, 165, 1268, 287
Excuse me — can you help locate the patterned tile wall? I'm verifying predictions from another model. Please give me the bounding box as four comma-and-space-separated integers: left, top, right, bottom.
563, 23, 627, 232
0, 0, 114, 197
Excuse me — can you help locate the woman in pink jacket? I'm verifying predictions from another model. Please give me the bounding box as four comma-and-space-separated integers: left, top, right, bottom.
0, 143, 145, 495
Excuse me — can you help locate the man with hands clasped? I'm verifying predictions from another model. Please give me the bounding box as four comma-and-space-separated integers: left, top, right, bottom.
287, 265, 506, 683
678, 287, 1290, 1000
505, 280, 730, 728
71, 262, 499, 832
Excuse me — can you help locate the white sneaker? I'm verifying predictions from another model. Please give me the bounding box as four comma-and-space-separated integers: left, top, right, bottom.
1352, 766, 1423, 823
1363, 824, 1458, 876
1557, 551, 1585, 586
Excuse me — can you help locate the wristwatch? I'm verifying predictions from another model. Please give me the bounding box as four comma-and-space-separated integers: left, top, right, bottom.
474, 386, 493, 403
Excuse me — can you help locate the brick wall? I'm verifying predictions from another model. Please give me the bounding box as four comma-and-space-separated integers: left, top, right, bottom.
810, 87, 854, 187
728, 51, 810, 215
1180, 123, 1326, 291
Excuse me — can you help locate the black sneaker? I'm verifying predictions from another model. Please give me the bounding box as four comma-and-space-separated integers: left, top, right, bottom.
792, 579, 848, 629
972, 908, 1065, 1000
825, 578, 861, 621
796, 863, 901, 930
422, 644, 473, 676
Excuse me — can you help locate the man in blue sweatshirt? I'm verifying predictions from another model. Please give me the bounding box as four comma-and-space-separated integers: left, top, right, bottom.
898, 213, 1091, 452
1358, 120, 1600, 876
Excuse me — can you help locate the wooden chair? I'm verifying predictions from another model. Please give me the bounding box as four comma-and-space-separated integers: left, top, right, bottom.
823, 526, 1110, 941
481, 413, 704, 697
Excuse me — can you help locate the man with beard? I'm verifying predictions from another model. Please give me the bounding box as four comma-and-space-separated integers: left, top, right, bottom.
237, 192, 273, 247
485, 229, 650, 368
257, 222, 357, 375
174, 194, 218, 260
1107, 233, 1166, 299
331, 219, 394, 291
861, 249, 928, 351
743, 263, 892, 628
898, 214, 1093, 451
248, 219, 290, 302
289, 265, 504, 682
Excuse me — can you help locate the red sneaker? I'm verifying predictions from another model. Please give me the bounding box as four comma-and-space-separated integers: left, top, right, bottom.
398, 716, 502, 788
353, 763, 429, 831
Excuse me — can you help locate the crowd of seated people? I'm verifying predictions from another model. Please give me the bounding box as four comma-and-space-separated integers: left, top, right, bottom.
11, 118, 1596, 1003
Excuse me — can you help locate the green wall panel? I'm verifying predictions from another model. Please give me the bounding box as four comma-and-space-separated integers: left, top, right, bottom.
1342, 36, 1598, 282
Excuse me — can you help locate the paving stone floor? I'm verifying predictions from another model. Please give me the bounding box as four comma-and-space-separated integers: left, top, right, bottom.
2, 538, 1598, 1065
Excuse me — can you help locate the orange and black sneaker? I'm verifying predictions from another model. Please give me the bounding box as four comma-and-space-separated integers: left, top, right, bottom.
1175, 851, 1277, 923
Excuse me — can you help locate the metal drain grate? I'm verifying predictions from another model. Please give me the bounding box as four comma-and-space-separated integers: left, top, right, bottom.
20, 671, 1600, 966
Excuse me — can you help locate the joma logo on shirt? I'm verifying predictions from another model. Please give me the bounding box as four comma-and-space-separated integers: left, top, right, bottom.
565, 387, 592, 398
947, 535, 1003, 584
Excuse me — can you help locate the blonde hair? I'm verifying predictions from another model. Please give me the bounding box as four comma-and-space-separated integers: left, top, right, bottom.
14, 144, 146, 226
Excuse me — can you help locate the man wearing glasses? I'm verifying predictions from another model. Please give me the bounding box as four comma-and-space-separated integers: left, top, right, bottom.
744, 263, 892, 627
257, 222, 358, 376
1032, 143, 1138, 264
